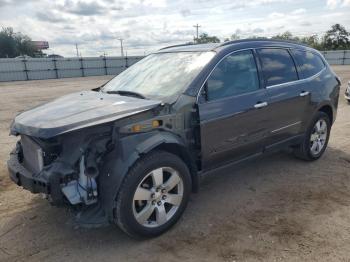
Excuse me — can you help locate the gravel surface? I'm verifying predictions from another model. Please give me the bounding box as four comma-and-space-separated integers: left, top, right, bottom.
0, 67, 350, 262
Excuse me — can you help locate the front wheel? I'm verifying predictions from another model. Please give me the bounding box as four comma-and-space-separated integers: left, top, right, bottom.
114, 151, 191, 238
294, 111, 331, 161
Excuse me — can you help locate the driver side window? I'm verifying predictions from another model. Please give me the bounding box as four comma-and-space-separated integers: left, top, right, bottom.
207, 50, 259, 101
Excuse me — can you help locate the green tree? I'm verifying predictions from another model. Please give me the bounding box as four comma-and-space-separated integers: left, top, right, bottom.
0, 27, 37, 58
323, 24, 350, 50
0, 27, 16, 58
299, 35, 323, 50
196, 33, 220, 44
272, 31, 300, 41
230, 33, 240, 41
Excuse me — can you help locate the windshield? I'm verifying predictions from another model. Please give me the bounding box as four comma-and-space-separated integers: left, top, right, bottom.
101, 51, 215, 100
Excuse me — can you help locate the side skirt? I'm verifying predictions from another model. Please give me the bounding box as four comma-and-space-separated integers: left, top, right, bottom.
198, 134, 305, 179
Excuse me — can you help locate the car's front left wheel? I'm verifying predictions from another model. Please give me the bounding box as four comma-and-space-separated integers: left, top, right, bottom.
114, 150, 191, 238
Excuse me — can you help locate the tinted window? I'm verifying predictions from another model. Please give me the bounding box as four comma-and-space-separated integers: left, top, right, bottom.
257, 48, 298, 86
292, 50, 325, 79
206, 50, 259, 100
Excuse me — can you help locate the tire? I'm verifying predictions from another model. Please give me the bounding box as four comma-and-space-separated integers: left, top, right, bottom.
114, 150, 192, 238
294, 111, 331, 161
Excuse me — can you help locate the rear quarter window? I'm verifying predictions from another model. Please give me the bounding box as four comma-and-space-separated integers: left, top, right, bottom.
257, 48, 298, 86
291, 50, 325, 79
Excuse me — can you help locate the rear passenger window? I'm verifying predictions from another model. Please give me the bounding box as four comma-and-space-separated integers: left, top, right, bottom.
257, 48, 298, 86
291, 50, 325, 79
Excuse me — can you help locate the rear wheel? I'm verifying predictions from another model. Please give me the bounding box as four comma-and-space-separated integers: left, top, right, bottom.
115, 151, 191, 238
294, 111, 331, 161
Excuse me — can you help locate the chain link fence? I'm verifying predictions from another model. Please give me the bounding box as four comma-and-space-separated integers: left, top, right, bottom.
0, 50, 349, 82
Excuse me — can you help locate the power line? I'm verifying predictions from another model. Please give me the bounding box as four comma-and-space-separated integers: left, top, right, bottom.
193, 24, 201, 43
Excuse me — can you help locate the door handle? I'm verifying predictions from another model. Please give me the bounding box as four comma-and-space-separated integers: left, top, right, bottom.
300, 91, 310, 97
254, 101, 268, 109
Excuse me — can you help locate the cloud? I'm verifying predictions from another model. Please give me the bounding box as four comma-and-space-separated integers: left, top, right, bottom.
180, 8, 191, 17
326, 0, 350, 9
0, 0, 34, 7
63, 1, 107, 16
300, 21, 312, 26
268, 12, 285, 18
36, 11, 66, 23
253, 28, 264, 33
291, 8, 306, 15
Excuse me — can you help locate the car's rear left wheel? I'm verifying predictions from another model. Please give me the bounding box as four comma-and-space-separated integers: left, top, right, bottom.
294, 111, 331, 161
114, 150, 191, 238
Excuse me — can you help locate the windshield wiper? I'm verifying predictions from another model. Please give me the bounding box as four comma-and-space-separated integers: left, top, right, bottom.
105, 90, 146, 99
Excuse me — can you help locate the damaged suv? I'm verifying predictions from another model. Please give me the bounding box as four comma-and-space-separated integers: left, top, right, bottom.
8, 40, 340, 238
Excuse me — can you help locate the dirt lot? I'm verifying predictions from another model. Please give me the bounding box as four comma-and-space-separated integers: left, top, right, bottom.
0, 67, 350, 262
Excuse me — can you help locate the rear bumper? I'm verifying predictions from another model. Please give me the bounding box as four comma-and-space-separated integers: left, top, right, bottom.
8, 149, 50, 194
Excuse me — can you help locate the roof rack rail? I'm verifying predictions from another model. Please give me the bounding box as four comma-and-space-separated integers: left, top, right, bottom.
219, 38, 309, 48
159, 43, 195, 50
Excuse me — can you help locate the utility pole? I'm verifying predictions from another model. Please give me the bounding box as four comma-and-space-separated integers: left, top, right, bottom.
193, 24, 201, 43
75, 43, 79, 57
118, 38, 124, 57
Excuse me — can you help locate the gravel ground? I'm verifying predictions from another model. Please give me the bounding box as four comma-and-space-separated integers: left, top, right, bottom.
0, 67, 350, 262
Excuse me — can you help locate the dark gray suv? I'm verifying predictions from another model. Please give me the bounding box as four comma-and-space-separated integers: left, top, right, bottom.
8, 39, 340, 238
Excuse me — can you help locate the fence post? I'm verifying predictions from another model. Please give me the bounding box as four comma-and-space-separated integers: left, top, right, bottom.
23, 58, 29, 81
103, 56, 108, 75
344, 50, 346, 65
125, 55, 128, 68
80, 57, 85, 77
53, 58, 58, 79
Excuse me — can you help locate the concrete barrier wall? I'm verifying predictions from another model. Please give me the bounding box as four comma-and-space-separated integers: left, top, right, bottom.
0, 50, 349, 82
0, 56, 144, 82
320, 50, 350, 65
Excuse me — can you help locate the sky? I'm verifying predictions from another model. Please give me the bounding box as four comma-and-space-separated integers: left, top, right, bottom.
0, 0, 350, 57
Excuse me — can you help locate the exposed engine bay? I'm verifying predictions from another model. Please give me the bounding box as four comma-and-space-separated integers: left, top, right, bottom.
10, 127, 111, 208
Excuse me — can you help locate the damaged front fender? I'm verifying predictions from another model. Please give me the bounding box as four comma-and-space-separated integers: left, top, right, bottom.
97, 130, 196, 221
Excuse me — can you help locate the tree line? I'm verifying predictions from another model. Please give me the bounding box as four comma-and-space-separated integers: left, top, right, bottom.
193, 24, 350, 51
1, 23, 349, 58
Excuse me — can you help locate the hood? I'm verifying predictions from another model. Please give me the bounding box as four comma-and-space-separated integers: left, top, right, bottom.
11, 91, 161, 139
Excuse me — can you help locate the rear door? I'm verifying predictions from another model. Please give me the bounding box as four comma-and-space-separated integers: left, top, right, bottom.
198, 50, 270, 170
256, 48, 311, 147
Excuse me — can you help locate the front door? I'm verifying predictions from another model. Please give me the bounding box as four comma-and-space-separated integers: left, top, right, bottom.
198, 50, 270, 170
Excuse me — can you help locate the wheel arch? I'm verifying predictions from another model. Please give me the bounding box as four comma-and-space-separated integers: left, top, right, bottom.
99, 131, 199, 222
317, 104, 334, 125
148, 142, 199, 193
135, 132, 199, 193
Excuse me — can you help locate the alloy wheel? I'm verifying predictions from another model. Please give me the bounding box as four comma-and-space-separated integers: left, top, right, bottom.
132, 167, 184, 228
310, 119, 328, 156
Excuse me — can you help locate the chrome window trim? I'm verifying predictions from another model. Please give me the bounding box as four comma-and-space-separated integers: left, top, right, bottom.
196, 48, 256, 103
266, 67, 326, 89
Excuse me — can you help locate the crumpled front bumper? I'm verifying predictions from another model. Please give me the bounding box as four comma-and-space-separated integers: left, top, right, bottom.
7, 149, 50, 194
